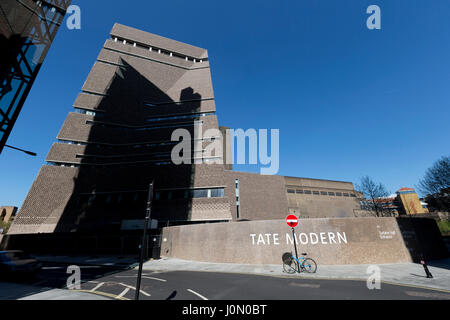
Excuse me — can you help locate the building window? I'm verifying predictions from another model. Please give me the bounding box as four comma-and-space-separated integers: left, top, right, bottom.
296, 190, 303, 194
328, 192, 335, 196
321, 191, 327, 196
313, 191, 320, 195
304, 190, 312, 195
336, 192, 342, 196
287, 189, 295, 194
343, 193, 350, 197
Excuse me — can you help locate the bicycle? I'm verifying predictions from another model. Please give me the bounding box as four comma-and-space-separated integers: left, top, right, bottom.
282, 252, 317, 274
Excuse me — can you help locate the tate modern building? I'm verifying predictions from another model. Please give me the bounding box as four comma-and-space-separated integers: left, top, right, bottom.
8, 24, 362, 235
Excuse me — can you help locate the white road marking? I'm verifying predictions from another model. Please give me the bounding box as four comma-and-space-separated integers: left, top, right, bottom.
90, 282, 105, 292
117, 288, 130, 298
115, 275, 167, 282
288, 282, 321, 288
187, 289, 208, 300
119, 283, 151, 297
142, 276, 167, 282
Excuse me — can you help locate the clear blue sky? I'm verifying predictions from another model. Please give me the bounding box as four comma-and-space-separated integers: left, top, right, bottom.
1, 0, 449, 207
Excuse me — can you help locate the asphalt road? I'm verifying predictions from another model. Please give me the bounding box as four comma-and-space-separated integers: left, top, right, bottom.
3, 262, 450, 300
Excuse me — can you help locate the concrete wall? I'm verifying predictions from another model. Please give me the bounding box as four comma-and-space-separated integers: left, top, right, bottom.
160, 217, 443, 265
224, 171, 289, 221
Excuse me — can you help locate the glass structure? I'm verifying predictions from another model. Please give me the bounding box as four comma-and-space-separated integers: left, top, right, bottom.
0, 0, 71, 153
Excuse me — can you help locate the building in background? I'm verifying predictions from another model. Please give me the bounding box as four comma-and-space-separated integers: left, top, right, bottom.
360, 187, 430, 217
395, 187, 429, 215
0, 0, 71, 153
0, 206, 17, 224
8, 24, 362, 236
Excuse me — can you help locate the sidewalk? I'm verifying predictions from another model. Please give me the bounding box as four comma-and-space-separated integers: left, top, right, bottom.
36, 255, 139, 268
0, 282, 109, 300
142, 258, 450, 292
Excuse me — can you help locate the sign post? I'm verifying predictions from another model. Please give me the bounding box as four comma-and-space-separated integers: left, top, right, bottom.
135, 181, 154, 300
286, 215, 300, 273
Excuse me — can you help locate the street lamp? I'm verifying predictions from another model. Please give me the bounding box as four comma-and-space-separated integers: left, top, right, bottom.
135, 181, 154, 300
4, 144, 37, 157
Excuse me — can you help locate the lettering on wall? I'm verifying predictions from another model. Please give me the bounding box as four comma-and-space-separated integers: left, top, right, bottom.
249, 232, 348, 246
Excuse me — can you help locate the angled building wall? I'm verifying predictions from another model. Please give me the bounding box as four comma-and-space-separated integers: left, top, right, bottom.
9, 23, 232, 234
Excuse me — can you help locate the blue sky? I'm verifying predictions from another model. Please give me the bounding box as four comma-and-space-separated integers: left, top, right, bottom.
1, 0, 449, 207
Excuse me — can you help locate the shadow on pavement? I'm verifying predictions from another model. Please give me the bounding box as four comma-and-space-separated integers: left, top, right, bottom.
0, 256, 141, 300
427, 258, 450, 271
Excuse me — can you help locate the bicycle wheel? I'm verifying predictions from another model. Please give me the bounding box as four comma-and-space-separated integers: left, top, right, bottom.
302, 258, 317, 273
283, 258, 298, 274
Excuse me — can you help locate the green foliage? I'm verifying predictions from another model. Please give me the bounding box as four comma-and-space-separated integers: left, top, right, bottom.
437, 220, 450, 236
418, 156, 450, 212
0, 221, 12, 234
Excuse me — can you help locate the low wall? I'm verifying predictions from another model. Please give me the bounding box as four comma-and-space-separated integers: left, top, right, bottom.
161, 217, 448, 265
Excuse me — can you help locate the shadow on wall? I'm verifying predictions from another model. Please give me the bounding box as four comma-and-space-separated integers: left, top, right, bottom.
53, 58, 201, 235
396, 217, 449, 263
2, 57, 203, 256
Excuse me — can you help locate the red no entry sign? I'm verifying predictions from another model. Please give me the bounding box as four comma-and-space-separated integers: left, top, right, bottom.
286, 215, 298, 228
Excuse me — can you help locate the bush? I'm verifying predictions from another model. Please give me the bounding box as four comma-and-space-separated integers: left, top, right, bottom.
0, 221, 12, 234
437, 220, 450, 236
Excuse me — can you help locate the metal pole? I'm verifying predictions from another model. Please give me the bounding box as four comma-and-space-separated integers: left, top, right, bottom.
292, 227, 300, 273
135, 181, 154, 300
4, 144, 37, 156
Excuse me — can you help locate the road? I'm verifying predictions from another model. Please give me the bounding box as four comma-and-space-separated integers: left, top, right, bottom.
2, 262, 450, 300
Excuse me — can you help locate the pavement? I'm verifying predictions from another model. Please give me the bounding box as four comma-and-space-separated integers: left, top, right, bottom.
34, 255, 450, 291
1, 255, 449, 300
141, 257, 450, 292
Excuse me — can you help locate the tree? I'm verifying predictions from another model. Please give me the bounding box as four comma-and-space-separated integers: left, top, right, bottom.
356, 176, 391, 217
418, 156, 450, 212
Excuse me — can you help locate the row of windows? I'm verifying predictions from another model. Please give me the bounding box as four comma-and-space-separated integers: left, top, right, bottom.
75, 107, 213, 124
287, 189, 357, 198
57, 138, 218, 150
155, 188, 225, 200
86, 120, 203, 131
47, 161, 172, 168
112, 36, 208, 64
47, 155, 222, 168
146, 112, 213, 123
58, 139, 178, 148
74, 108, 104, 117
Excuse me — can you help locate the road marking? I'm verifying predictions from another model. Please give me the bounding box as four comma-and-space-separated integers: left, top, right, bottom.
90, 282, 105, 292
117, 288, 130, 298
142, 276, 167, 282
187, 289, 208, 300
115, 275, 167, 282
119, 283, 151, 297
74, 289, 129, 300
288, 282, 321, 288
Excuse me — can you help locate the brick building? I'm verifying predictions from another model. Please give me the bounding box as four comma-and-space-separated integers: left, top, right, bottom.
8, 24, 361, 235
